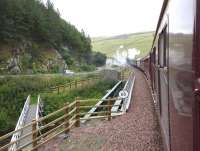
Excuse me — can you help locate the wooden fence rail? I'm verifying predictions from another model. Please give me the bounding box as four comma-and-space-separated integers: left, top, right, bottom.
47, 67, 131, 94
120, 67, 132, 81
47, 75, 101, 94
0, 97, 121, 151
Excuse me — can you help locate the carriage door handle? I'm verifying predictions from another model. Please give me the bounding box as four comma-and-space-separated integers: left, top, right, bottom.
156, 64, 160, 69
194, 78, 200, 96
194, 76, 200, 105
163, 67, 168, 72
158, 66, 167, 72
194, 89, 200, 96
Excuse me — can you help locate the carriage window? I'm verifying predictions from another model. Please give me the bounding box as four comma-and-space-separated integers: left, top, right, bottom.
153, 47, 156, 64
158, 27, 167, 67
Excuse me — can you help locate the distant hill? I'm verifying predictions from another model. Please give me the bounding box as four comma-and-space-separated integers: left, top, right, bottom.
92, 32, 154, 58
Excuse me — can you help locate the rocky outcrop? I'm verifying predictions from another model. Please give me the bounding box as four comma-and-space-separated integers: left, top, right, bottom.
0, 42, 67, 74
7, 57, 21, 73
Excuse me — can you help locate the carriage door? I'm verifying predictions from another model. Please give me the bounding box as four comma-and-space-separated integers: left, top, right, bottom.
158, 26, 170, 149
194, 2, 200, 149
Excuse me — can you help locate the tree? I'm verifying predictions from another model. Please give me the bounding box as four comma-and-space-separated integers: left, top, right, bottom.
0, 0, 92, 55
91, 52, 107, 67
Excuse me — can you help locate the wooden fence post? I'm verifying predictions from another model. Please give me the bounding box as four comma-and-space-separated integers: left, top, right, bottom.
87, 79, 90, 86
83, 80, 85, 87
75, 80, 77, 89
107, 98, 112, 121
32, 119, 37, 151
69, 82, 71, 90
57, 87, 60, 94
80, 80, 82, 88
64, 103, 69, 134
88, 79, 90, 85
75, 98, 80, 127
81, 80, 83, 87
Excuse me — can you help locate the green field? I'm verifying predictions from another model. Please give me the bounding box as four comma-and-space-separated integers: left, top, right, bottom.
92, 32, 154, 58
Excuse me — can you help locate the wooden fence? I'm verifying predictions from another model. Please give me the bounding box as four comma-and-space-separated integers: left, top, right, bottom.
120, 67, 132, 81
0, 97, 121, 151
45, 75, 101, 94
47, 67, 132, 94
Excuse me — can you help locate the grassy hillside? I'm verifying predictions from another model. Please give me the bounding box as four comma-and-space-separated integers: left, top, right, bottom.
92, 32, 154, 58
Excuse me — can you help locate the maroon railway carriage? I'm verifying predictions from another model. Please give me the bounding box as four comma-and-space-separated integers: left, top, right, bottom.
140, 56, 150, 78
138, 0, 200, 151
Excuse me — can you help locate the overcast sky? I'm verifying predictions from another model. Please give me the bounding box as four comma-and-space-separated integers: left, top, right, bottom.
43, 0, 163, 37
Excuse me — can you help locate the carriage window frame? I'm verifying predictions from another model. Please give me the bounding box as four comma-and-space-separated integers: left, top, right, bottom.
152, 47, 156, 64
158, 26, 167, 68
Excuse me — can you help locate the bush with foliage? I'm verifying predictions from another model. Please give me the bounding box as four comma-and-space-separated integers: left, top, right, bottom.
79, 64, 96, 71
42, 80, 116, 115
90, 52, 107, 67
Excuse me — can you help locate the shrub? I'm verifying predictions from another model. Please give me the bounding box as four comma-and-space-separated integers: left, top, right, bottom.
42, 80, 116, 115
90, 52, 107, 67
79, 64, 96, 72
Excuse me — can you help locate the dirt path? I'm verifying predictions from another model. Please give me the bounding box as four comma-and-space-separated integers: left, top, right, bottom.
39, 68, 163, 151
